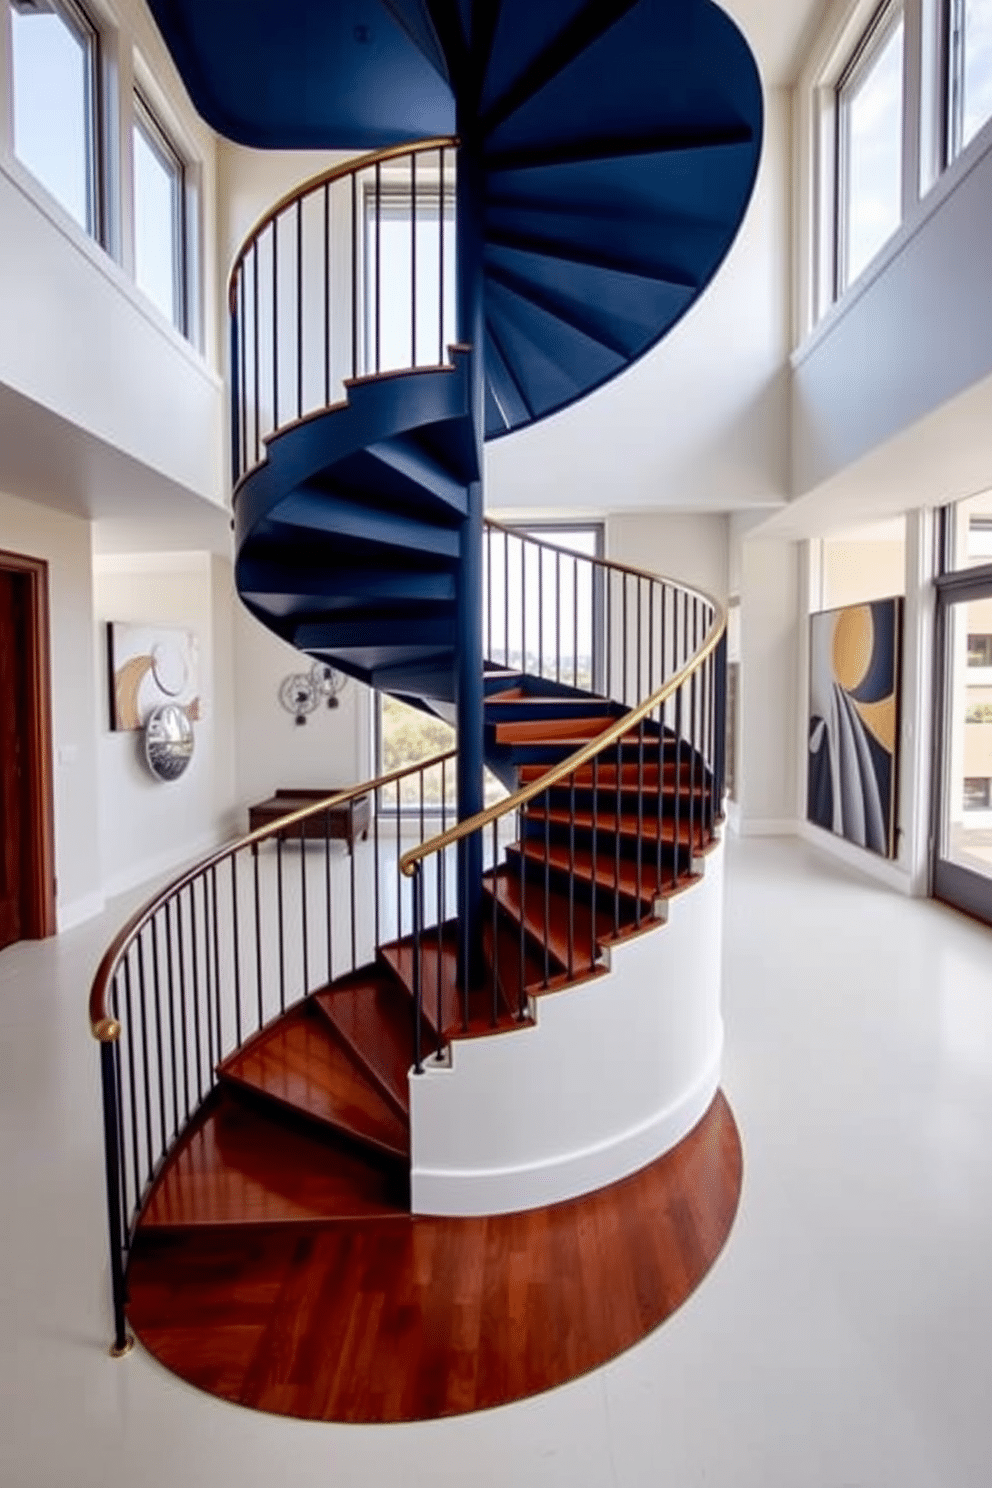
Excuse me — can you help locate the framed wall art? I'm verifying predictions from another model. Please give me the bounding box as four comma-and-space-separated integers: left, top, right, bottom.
807, 598, 903, 858
107, 623, 200, 732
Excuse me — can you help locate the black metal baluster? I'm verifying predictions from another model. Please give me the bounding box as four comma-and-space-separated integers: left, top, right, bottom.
179, 893, 201, 1104
225, 859, 240, 1049
437, 846, 444, 1048
192, 878, 212, 1092
299, 819, 309, 994
606, 567, 612, 699
637, 577, 643, 702
556, 550, 561, 682
413, 867, 424, 1075
272, 219, 279, 430
375, 161, 382, 372
486, 528, 492, 661
590, 757, 599, 966
252, 245, 260, 465
673, 685, 683, 891
518, 803, 527, 1019
438, 147, 445, 363
110, 988, 129, 1236
252, 843, 263, 1031
296, 195, 303, 420
166, 900, 189, 1122
155, 912, 178, 1141
276, 834, 286, 1014
461, 844, 470, 1031
351, 170, 358, 378
148, 921, 167, 1152
396, 781, 402, 945
325, 808, 334, 981
373, 786, 381, 953
122, 956, 140, 1204
411, 151, 417, 365
623, 573, 629, 706
521, 537, 526, 673
614, 738, 622, 935
99, 1040, 130, 1355
543, 787, 550, 990
209, 868, 222, 1064
538, 544, 544, 678
636, 720, 645, 927
568, 777, 576, 977
239, 270, 247, 479
135, 932, 154, 1175
573, 556, 579, 688
324, 180, 331, 407
656, 697, 664, 893
491, 819, 500, 1024
505, 530, 510, 668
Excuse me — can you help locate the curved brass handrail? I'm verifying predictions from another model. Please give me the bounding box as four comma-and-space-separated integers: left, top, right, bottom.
400, 535, 726, 877
89, 749, 456, 1042
227, 136, 460, 311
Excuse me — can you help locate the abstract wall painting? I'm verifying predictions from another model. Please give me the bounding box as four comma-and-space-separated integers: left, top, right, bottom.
807, 598, 903, 858
108, 623, 200, 732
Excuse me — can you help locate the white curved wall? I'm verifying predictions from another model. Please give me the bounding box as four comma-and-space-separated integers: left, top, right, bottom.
410, 840, 725, 1216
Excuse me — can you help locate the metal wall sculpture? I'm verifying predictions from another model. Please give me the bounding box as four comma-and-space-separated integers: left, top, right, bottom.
807, 599, 903, 858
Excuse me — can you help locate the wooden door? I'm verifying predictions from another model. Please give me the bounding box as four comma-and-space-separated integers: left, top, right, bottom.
0, 569, 27, 950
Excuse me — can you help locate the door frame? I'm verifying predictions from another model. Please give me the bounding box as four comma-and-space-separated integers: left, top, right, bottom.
0, 549, 57, 940
930, 559, 992, 927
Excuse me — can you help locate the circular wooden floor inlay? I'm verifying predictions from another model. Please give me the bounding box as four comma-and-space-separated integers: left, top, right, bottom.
126, 1091, 742, 1422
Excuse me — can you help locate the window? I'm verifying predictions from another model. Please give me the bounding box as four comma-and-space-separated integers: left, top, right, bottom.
363, 164, 456, 376
963, 777, 992, 808
10, 0, 100, 236
837, 2, 906, 293
948, 0, 992, 157
133, 93, 188, 333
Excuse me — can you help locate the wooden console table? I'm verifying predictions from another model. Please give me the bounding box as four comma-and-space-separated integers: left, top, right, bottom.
247, 790, 371, 855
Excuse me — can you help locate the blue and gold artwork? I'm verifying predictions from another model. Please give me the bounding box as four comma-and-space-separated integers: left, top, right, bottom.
808, 598, 903, 858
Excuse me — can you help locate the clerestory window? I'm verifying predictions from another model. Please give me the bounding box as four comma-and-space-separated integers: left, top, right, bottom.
132, 91, 188, 334
948, 0, 992, 158
836, 1, 906, 294
10, 0, 102, 238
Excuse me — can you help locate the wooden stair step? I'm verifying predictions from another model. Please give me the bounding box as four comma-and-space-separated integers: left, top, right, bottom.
506, 838, 681, 905
517, 759, 698, 788
495, 715, 644, 744
312, 971, 414, 1120
380, 925, 521, 1038
526, 805, 710, 848
137, 1090, 408, 1230
483, 866, 616, 979
218, 1005, 409, 1162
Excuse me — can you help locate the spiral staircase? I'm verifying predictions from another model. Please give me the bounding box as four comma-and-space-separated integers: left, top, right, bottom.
88, 0, 761, 1418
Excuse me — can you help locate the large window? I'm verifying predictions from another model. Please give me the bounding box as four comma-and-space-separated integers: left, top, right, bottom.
949, 0, 992, 156
133, 93, 188, 334
836, 2, 905, 293
364, 172, 456, 376
10, 0, 101, 237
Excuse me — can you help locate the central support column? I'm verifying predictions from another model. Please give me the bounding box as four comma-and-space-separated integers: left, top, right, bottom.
455, 137, 486, 989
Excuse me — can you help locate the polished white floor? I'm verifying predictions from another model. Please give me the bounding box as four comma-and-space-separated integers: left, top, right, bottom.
2, 833, 991, 1487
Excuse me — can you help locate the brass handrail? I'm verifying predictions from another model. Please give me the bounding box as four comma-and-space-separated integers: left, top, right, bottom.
227, 136, 460, 311
88, 749, 456, 1041
400, 583, 726, 877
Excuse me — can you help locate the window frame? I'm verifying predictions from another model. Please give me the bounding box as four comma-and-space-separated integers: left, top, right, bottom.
9, 0, 104, 242
132, 86, 188, 336
834, 0, 907, 298
946, 0, 992, 161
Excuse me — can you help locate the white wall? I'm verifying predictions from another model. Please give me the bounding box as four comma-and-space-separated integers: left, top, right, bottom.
0, 0, 224, 508
484, 89, 792, 515
607, 512, 729, 602
231, 599, 371, 815
792, 126, 992, 500
93, 551, 239, 897
0, 489, 102, 929
736, 534, 801, 833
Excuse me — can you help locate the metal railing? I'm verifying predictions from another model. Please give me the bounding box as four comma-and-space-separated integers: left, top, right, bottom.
404, 523, 728, 1045
228, 138, 458, 486
90, 751, 464, 1355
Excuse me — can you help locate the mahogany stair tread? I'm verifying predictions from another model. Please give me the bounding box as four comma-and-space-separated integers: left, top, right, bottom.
312, 972, 414, 1119
218, 1005, 410, 1162
137, 1092, 408, 1230
380, 927, 522, 1038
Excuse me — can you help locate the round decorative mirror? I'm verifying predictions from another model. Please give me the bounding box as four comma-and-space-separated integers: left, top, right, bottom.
144, 703, 194, 782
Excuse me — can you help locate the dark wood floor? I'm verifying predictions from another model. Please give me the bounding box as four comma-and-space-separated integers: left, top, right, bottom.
126, 1091, 742, 1423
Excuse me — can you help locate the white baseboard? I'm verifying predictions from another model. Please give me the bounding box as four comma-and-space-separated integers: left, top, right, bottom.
797, 820, 912, 894
738, 817, 797, 838
412, 1051, 721, 1217
57, 891, 106, 934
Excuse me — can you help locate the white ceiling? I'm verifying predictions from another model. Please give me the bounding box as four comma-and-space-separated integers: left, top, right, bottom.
722, 0, 831, 86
